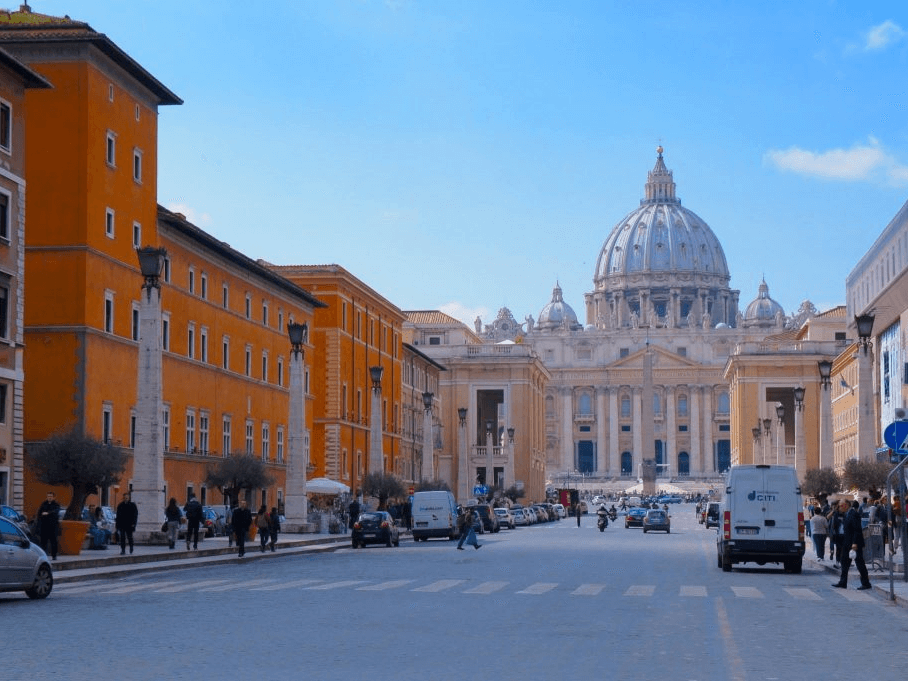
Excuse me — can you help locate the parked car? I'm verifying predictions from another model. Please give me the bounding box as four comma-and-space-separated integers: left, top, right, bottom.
0, 516, 53, 599
642, 509, 671, 533
625, 507, 648, 528
1, 505, 32, 539
531, 505, 549, 523
704, 502, 720, 529
511, 508, 529, 526
352, 511, 400, 548
202, 507, 226, 537
471, 504, 500, 533
552, 503, 567, 519
493, 508, 515, 530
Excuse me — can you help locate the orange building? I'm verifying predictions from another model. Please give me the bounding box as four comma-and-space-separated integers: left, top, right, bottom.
0, 9, 324, 519
0, 46, 50, 510
266, 264, 404, 495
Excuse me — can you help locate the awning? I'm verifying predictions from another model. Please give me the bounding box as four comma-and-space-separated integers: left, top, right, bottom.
306, 477, 350, 495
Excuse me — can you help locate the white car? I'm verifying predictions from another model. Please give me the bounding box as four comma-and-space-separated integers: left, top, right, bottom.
552, 503, 567, 518
493, 508, 515, 529
511, 508, 530, 526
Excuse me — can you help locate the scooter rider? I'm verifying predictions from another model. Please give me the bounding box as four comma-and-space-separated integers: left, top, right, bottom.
597, 505, 609, 529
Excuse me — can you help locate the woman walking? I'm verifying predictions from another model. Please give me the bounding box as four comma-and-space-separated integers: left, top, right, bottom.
810, 506, 828, 560
268, 507, 280, 552
256, 505, 270, 553
164, 498, 182, 550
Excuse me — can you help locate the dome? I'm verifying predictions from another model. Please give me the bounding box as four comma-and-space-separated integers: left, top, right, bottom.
743, 278, 785, 325
537, 282, 581, 331
586, 148, 739, 330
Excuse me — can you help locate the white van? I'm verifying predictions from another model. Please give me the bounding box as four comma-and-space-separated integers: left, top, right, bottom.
411, 491, 459, 541
717, 465, 805, 573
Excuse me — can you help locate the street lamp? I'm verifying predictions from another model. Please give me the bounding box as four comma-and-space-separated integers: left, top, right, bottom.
485, 419, 493, 491
136, 245, 166, 296
369, 365, 383, 390
507, 427, 515, 443
761, 418, 771, 464
284, 320, 309, 530
793, 386, 805, 411
421, 392, 434, 483
458, 407, 467, 427
817, 360, 832, 388
855, 313, 875, 354
369, 365, 383, 474
817, 359, 833, 468
287, 321, 307, 358
855, 313, 876, 467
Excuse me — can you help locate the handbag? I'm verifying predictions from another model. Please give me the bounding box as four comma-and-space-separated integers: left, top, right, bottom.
161, 521, 168, 532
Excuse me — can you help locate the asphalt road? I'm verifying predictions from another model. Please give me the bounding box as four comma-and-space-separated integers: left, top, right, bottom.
5, 507, 908, 680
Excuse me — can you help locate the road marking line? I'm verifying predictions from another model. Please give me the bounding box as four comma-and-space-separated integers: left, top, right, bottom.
412, 579, 465, 592
680, 585, 707, 597
730, 586, 763, 598
464, 581, 508, 594
357, 580, 416, 591
572, 584, 606, 596
57, 582, 139, 594
785, 587, 821, 601
625, 585, 655, 597
200, 578, 277, 592
253, 579, 325, 591
104, 580, 185, 594
716, 597, 746, 681
516, 582, 558, 595
156, 579, 230, 592
835, 588, 875, 602
305, 580, 367, 590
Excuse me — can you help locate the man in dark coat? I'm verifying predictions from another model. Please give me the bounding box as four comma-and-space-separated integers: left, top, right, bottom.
832, 500, 872, 590
348, 499, 360, 530
184, 493, 203, 550
115, 492, 139, 555
231, 499, 252, 557
37, 492, 61, 560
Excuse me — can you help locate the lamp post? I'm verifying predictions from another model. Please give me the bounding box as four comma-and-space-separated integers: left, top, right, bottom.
132, 246, 166, 540
505, 426, 515, 490
457, 407, 468, 499
793, 386, 806, 477
422, 391, 434, 482
775, 403, 785, 465
855, 314, 876, 462
369, 366, 384, 475
284, 322, 309, 531
762, 417, 771, 464
485, 419, 494, 496
752, 424, 762, 465
818, 359, 833, 468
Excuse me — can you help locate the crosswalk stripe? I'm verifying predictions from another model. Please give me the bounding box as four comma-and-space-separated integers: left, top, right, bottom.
57, 582, 139, 594
680, 585, 707, 597
625, 585, 655, 597
253, 579, 325, 591
357, 580, 416, 591
305, 580, 366, 591
464, 581, 509, 594
105, 580, 185, 594
835, 588, 875, 602
785, 588, 821, 601
412, 579, 465, 592
200, 578, 277, 592
730, 586, 763, 599
516, 582, 558, 595
156, 579, 230, 593
572, 584, 606, 596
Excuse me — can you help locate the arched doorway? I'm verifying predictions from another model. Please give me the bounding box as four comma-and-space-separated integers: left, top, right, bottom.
621, 451, 633, 476
678, 451, 690, 477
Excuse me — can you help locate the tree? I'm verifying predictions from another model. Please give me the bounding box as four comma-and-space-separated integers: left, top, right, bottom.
842, 458, 892, 498
501, 484, 525, 504
414, 479, 451, 493
801, 468, 841, 500
205, 453, 275, 508
28, 427, 128, 520
361, 472, 405, 510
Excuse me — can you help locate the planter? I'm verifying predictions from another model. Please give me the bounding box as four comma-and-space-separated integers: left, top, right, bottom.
58, 520, 90, 556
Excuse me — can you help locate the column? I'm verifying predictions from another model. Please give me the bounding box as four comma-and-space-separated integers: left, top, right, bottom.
701, 388, 713, 475
369, 376, 383, 474
857, 345, 875, 462
819, 381, 833, 469
283, 330, 308, 532
666, 387, 676, 475
458, 410, 469, 502
690, 386, 701, 477
609, 387, 619, 475
596, 387, 608, 476
422, 401, 434, 482
795, 403, 806, 478
561, 388, 573, 471
632, 387, 642, 468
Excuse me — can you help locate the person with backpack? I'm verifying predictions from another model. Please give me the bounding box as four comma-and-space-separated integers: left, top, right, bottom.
184, 493, 203, 550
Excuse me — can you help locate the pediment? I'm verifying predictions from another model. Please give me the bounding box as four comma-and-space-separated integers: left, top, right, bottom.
609, 345, 702, 370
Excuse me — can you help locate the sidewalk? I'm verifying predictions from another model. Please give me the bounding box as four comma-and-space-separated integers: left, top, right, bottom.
803, 540, 908, 606
50, 532, 354, 583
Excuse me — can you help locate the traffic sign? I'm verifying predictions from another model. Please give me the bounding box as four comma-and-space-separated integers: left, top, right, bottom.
472, 485, 487, 496
883, 420, 908, 454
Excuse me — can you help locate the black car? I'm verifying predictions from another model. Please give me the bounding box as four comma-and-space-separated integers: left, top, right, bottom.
704, 502, 720, 529
352, 511, 400, 548
471, 504, 500, 533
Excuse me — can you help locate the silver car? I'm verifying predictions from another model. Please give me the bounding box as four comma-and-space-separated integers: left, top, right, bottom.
494, 507, 515, 529
0, 516, 53, 599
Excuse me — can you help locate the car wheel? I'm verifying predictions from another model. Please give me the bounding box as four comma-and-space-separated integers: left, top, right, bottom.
386, 536, 392, 547
666, 528, 670, 534
721, 553, 732, 572
393, 537, 400, 547
643, 528, 647, 533
26, 564, 53, 599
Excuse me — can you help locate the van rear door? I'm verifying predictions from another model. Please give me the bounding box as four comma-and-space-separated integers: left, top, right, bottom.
729, 466, 768, 539
761, 467, 798, 541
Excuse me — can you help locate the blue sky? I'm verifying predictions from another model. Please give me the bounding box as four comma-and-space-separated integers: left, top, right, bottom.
28, 1, 908, 327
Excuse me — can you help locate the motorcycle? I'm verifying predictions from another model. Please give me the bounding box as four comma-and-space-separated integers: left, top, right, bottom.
597, 514, 608, 532
608, 509, 617, 522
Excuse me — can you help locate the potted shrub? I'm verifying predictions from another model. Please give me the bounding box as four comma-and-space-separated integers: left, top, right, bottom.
28, 428, 127, 555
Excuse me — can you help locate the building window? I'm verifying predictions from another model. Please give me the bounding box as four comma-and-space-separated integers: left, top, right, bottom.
678, 425, 688, 432
245, 294, 251, 319
245, 345, 252, 376
103, 291, 114, 334
188, 268, 195, 294
717, 392, 730, 415
0, 100, 10, 152
131, 304, 139, 341
162, 406, 170, 450
162, 313, 170, 351
102, 405, 112, 444
262, 302, 269, 327
222, 283, 229, 309
245, 420, 254, 455
163, 256, 171, 283
186, 410, 196, 453
200, 327, 208, 363
129, 411, 136, 448
106, 131, 116, 166
261, 352, 268, 382
261, 423, 270, 462
200, 273, 208, 300
429, 337, 441, 345
135, 104, 140, 121
0, 191, 9, 240
132, 222, 141, 249
133, 148, 142, 183
278, 309, 283, 331
0, 384, 7, 424
199, 413, 209, 454
276, 427, 284, 463
222, 416, 231, 456
187, 323, 195, 359
222, 337, 229, 370
677, 347, 687, 357
277, 357, 284, 387
677, 394, 688, 417
619, 348, 629, 358
621, 395, 631, 418
108, 83, 114, 102
105, 208, 115, 238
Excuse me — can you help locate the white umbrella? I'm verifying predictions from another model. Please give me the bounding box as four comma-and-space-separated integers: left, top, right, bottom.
305, 477, 350, 495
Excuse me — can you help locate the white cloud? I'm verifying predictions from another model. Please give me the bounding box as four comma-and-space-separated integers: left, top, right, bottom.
764, 140, 908, 186
166, 203, 212, 227
864, 20, 905, 51
439, 301, 489, 329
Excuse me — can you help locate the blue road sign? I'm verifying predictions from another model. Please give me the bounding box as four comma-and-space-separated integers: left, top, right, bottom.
473, 485, 487, 496
883, 421, 908, 454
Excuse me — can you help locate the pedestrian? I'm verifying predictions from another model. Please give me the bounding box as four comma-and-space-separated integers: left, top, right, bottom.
164, 497, 182, 549
183, 493, 203, 550
456, 507, 481, 550
892, 495, 902, 553
402, 499, 412, 531
88, 506, 111, 549
348, 498, 360, 531
116, 492, 138, 555
828, 502, 846, 566
810, 506, 828, 560
232, 499, 252, 557
36, 491, 61, 560
256, 504, 270, 553
575, 502, 582, 527
832, 500, 872, 590
804, 501, 812, 538
269, 506, 280, 552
